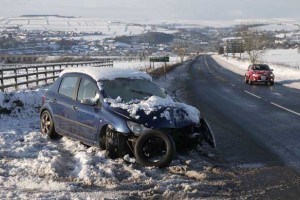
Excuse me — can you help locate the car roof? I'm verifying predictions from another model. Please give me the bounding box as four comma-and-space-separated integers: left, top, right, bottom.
60, 66, 152, 81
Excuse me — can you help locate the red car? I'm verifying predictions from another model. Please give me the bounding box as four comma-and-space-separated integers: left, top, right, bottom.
245, 64, 274, 85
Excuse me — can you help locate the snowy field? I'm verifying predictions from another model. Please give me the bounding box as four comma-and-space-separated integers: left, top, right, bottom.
213, 49, 300, 90
0, 16, 174, 38
253, 24, 299, 32
113, 56, 183, 70
2, 16, 300, 36
0, 61, 233, 199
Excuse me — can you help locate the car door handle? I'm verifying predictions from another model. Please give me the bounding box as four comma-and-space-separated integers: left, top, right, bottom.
73, 106, 79, 110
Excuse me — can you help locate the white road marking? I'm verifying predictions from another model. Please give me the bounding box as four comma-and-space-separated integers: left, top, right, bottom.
270, 102, 300, 117
244, 90, 261, 99
273, 92, 282, 96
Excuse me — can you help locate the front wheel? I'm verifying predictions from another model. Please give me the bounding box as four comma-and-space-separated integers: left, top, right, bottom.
248, 79, 253, 85
105, 126, 119, 159
244, 76, 248, 84
40, 110, 61, 139
134, 131, 175, 168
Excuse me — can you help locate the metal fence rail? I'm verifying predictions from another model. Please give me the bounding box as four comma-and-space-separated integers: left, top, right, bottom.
0, 60, 113, 92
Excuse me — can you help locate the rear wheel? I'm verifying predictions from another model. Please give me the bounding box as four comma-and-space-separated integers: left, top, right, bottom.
135, 131, 175, 168
40, 110, 61, 139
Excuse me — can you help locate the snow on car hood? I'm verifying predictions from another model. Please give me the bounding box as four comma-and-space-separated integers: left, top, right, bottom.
105, 96, 200, 128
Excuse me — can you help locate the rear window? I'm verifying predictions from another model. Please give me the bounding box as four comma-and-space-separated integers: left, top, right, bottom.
58, 76, 79, 98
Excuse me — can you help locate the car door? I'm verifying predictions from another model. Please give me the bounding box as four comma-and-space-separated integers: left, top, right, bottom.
53, 75, 80, 136
71, 77, 102, 145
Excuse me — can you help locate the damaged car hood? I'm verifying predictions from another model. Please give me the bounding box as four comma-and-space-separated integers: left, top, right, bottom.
105, 96, 200, 128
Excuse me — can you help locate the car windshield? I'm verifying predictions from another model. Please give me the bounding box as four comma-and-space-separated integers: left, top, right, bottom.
101, 78, 167, 103
253, 64, 270, 71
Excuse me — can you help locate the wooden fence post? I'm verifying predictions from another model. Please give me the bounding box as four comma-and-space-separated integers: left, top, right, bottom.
14, 68, 18, 91
36, 66, 39, 87
26, 67, 29, 89
44, 66, 48, 85
0, 67, 3, 92
52, 65, 55, 82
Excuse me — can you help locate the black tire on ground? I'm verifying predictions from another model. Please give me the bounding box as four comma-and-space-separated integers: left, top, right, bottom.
105, 126, 119, 159
270, 81, 274, 86
99, 130, 106, 150
244, 77, 248, 84
134, 131, 175, 168
40, 110, 61, 139
248, 79, 252, 85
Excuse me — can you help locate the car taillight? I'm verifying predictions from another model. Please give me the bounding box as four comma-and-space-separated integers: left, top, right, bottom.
42, 95, 46, 105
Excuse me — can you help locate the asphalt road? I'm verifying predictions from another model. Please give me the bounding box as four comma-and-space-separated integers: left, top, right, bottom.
159, 55, 300, 171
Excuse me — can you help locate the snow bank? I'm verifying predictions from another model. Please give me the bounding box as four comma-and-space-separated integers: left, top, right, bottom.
0, 88, 46, 115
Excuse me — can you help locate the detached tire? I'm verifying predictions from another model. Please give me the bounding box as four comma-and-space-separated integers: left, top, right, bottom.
135, 131, 175, 168
40, 110, 61, 139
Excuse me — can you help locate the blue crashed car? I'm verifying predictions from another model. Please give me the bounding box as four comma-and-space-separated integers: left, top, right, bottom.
40, 67, 215, 167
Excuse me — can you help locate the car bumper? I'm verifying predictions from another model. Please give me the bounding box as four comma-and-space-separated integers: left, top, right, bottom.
251, 76, 274, 82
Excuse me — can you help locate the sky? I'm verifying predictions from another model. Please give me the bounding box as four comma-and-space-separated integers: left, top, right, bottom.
1, 0, 300, 21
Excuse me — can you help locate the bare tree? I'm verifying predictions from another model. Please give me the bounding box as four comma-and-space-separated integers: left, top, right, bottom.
174, 47, 186, 63
172, 44, 186, 63
238, 25, 268, 64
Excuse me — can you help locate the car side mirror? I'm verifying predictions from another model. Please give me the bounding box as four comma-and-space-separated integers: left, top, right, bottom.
81, 98, 98, 106
170, 90, 178, 101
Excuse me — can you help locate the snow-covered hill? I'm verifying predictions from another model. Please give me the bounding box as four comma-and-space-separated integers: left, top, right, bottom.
0, 16, 176, 37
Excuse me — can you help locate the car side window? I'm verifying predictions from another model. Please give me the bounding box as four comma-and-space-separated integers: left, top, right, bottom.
58, 76, 79, 98
77, 78, 99, 101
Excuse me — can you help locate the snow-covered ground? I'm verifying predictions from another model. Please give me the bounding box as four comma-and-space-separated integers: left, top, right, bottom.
213, 49, 300, 90
113, 56, 183, 70
0, 16, 174, 38
1, 51, 299, 198
253, 24, 299, 32
0, 62, 232, 199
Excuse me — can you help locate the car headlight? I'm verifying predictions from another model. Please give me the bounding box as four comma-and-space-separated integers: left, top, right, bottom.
252, 74, 258, 77
270, 74, 274, 77
127, 121, 150, 136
